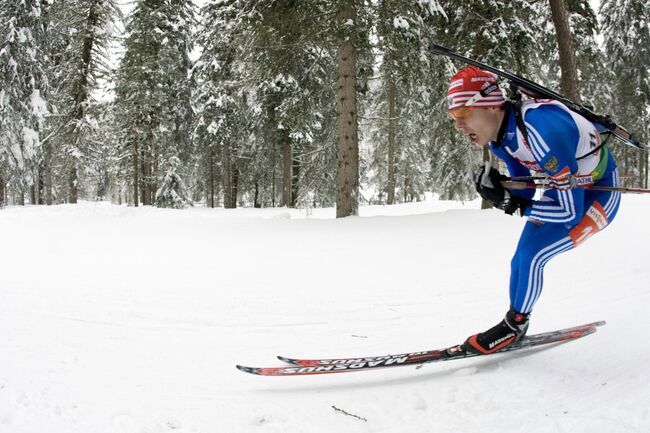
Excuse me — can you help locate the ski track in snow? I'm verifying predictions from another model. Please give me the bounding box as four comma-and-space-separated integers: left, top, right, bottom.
1, 198, 649, 433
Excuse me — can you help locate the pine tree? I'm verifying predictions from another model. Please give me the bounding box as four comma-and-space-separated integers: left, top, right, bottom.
565, 0, 607, 106
193, 0, 248, 209
367, 0, 444, 204
246, 1, 339, 208
194, 1, 340, 209
334, 0, 374, 217
600, 0, 650, 188
155, 156, 191, 208
0, 0, 49, 205
114, 0, 195, 207
47, 0, 121, 203
38, 0, 123, 205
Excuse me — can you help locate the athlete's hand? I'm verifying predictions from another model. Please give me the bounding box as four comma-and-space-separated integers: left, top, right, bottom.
473, 164, 531, 215
474, 164, 507, 205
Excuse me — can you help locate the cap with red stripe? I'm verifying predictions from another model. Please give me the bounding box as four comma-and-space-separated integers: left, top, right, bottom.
447, 66, 506, 110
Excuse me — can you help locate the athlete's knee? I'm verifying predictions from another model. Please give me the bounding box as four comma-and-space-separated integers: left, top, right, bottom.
568, 200, 612, 247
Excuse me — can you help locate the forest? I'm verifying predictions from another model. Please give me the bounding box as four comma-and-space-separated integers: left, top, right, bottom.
1, 0, 648, 216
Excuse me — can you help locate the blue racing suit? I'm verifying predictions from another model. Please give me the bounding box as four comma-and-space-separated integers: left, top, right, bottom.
490, 100, 621, 314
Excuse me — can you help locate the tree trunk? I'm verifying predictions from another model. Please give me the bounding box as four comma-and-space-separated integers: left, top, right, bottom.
637, 150, 645, 188
291, 154, 300, 207
387, 80, 397, 205
0, 174, 4, 207
641, 152, 648, 189
69, 164, 78, 204
44, 139, 52, 204
269, 104, 277, 208
254, 181, 261, 208
549, 0, 580, 101
223, 142, 235, 209
68, 1, 99, 204
232, 167, 239, 208
335, 1, 360, 218
282, 132, 292, 207
133, 138, 139, 207
37, 169, 44, 204
152, 138, 159, 203
208, 146, 215, 208
141, 156, 152, 206
272, 140, 276, 207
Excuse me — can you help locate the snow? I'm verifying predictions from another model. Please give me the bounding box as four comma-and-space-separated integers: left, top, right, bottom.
30, 89, 48, 119
21, 126, 39, 160
1, 197, 649, 433
393, 17, 410, 30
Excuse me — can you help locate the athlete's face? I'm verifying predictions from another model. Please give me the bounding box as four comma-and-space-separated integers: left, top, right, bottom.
449, 107, 503, 148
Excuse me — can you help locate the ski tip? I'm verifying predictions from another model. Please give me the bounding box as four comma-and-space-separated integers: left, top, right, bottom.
592, 320, 606, 328
236, 365, 261, 375
277, 355, 299, 365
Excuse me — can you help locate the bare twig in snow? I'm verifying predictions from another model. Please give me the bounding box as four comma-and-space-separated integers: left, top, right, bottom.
332, 405, 367, 422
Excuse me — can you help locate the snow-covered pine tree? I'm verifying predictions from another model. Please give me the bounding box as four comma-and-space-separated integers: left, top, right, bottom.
564, 0, 606, 105
155, 156, 191, 208
43, 0, 121, 204
114, 0, 195, 207
40, 0, 76, 205
195, 1, 340, 209
78, 107, 124, 204
244, 1, 339, 208
159, 0, 195, 206
193, 0, 249, 209
600, 0, 650, 188
366, 0, 445, 204
0, 0, 49, 205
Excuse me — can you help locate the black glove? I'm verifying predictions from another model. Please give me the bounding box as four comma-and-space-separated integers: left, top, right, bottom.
473, 165, 531, 216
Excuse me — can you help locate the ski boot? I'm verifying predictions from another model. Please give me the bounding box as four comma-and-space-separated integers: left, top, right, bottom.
462, 307, 530, 355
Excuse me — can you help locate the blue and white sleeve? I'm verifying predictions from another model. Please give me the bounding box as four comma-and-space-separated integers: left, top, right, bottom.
521, 106, 584, 225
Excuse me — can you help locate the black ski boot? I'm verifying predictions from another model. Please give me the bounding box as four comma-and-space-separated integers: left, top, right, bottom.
463, 307, 530, 355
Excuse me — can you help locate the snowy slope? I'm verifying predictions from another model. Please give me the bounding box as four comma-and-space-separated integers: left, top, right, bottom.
1, 197, 649, 433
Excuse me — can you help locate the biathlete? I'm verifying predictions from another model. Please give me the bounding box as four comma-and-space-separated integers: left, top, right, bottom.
446, 66, 621, 354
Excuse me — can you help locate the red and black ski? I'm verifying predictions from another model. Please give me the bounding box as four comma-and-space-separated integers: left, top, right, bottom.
236, 321, 604, 376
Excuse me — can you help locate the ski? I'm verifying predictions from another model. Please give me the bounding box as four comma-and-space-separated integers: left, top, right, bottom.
427, 44, 646, 151
236, 321, 604, 376
276, 321, 604, 367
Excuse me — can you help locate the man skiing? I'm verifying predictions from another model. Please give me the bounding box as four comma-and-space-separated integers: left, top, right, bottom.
447, 66, 621, 355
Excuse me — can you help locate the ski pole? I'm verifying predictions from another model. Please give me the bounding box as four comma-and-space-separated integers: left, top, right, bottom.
507, 175, 636, 182
502, 180, 650, 194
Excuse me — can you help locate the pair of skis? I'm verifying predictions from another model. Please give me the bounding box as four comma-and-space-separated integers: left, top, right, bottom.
237, 321, 605, 377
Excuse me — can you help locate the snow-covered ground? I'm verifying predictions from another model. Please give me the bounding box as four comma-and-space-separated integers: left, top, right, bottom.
1, 197, 649, 433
